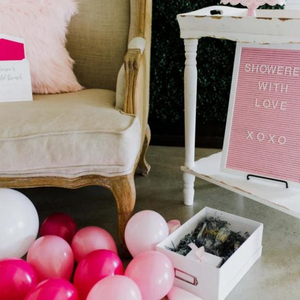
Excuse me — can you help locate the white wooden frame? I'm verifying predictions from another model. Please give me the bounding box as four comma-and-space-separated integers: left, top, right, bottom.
221, 42, 300, 188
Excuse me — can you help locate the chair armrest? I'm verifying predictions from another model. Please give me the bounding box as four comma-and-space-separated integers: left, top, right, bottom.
123, 37, 146, 114
128, 37, 146, 53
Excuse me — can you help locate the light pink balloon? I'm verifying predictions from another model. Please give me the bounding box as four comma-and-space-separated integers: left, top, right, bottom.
71, 226, 117, 263
168, 286, 203, 300
27, 235, 74, 282
125, 251, 174, 300
125, 210, 169, 257
167, 220, 181, 234
87, 275, 142, 300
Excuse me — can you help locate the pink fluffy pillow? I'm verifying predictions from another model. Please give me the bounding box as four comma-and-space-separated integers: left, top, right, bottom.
0, 0, 82, 94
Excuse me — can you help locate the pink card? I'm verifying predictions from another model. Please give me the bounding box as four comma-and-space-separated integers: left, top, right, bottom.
0, 38, 25, 61
222, 43, 300, 185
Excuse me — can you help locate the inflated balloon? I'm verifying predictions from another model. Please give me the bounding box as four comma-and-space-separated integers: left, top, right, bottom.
87, 275, 142, 300
168, 286, 203, 300
27, 235, 74, 282
25, 278, 78, 300
71, 226, 117, 262
0, 258, 37, 300
40, 213, 77, 244
125, 251, 174, 300
125, 210, 169, 257
0, 188, 39, 259
167, 220, 181, 235
74, 249, 124, 300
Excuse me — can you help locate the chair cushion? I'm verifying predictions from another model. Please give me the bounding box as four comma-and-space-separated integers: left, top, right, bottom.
0, 89, 141, 178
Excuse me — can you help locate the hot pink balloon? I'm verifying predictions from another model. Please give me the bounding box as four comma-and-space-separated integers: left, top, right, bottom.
87, 275, 142, 300
74, 249, 124, 300
40, 213, 77, 244
125, 210, 169, 257
27, 236, 74, 282
125, 251, 174, 300
0, 258, 37, 300
71, 226, 117, 262
25, 278, 78, 300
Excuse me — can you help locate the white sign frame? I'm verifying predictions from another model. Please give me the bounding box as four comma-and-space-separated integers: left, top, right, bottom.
221, 42, 300, 188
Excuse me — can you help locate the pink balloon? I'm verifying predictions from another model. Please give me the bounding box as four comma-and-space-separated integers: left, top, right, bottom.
74, 249, 124, 300
71, 226, 117, 263
125, 251, 174, 300
25, 278, 78, 300
168, 286, 203, 300
0, 258, 37, 300
87, 275, 142, 300
125, 210, 169, 257
27, 236, 74, 282
167, 220, 181, 234
40, 213, 77, 244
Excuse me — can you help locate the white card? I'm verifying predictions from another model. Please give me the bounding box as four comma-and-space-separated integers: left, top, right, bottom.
0, 60, 33, 102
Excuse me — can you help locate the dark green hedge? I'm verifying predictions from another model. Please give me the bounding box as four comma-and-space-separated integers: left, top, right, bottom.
149, 1, 283, 134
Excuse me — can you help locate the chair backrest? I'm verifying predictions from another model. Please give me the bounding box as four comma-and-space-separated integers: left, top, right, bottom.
67, 0, 131, 91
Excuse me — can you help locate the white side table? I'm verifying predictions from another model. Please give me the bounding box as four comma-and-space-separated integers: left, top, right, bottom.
178, 6, 300, 218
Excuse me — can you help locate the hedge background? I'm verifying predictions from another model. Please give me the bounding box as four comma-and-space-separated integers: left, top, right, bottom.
149, 1, 283, 148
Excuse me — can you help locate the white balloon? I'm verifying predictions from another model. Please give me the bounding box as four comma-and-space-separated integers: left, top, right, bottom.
0, 189, 39, 259
167, 286, 203, 300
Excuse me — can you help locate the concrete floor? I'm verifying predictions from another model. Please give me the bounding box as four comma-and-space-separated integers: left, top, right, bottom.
20, 146, 300, 300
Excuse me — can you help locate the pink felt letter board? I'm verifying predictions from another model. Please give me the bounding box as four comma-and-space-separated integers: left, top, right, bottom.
221, 43, 300, 185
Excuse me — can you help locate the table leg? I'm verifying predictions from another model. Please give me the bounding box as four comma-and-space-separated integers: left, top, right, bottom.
183, 39, 198, 206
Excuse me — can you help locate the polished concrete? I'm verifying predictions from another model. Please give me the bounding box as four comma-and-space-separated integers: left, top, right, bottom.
20, 146, 300, 300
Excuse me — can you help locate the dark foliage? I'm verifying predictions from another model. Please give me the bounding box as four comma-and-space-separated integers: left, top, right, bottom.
167, 217, 250, 265
150, 1, 284, 132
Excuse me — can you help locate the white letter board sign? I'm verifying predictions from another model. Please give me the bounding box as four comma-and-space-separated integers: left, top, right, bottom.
221, 43, 300, 186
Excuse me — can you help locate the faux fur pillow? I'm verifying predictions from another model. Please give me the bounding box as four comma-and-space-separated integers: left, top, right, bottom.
0, 0, 82, 94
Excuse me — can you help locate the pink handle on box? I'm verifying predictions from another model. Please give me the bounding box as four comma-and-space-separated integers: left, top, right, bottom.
174, 268, 198, 286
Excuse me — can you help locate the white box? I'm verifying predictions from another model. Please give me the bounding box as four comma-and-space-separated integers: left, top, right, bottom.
156, 207, 263, 300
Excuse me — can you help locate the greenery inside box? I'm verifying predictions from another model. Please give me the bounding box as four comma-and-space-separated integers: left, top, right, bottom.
149, 1, 283, 147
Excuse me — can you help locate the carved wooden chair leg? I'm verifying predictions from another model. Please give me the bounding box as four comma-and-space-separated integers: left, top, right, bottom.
138, 124, 151, 176
110, 172, 136, 258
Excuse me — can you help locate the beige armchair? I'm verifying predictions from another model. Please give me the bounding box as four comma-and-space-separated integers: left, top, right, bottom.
0, 0, 152, 255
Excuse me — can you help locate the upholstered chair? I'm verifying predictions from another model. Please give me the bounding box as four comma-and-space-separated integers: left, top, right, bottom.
0, 0, 152, 255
